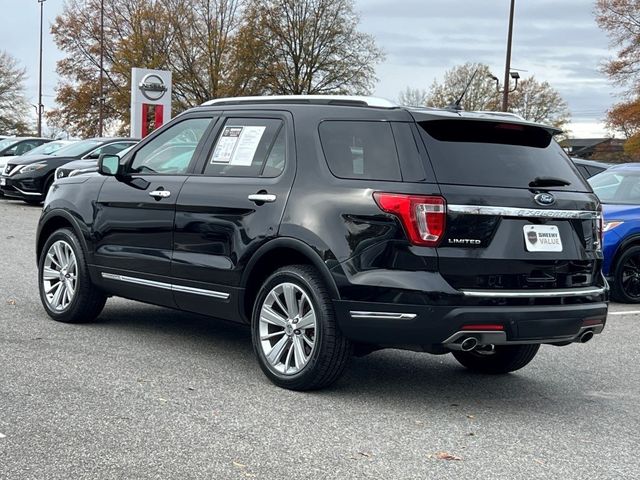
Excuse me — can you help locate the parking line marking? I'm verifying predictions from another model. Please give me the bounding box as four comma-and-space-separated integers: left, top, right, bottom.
608, 310, 640, 316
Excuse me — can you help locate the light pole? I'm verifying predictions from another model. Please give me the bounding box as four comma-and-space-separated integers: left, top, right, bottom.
98, 0, 104, 137
502, 0, 516, 112
37, 0, 46, 137
490, 70, 520, 99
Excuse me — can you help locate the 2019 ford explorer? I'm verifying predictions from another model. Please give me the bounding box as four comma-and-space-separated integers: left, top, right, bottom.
35, 96, 608, 390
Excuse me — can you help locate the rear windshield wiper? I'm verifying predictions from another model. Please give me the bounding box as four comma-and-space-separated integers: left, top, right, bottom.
529, 176, 571, 188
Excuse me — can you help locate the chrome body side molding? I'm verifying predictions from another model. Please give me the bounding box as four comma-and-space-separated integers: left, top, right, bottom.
350, 311, 417, 320
101, 272, 230, 300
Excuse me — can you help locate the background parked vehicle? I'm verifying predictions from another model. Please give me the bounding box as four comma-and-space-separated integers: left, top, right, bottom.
590, 164, 640, 302
0, 138, 137, 204
56, 144, 135, 179
0, 139, 75, 173
0, 137, 51, 157
571, 157, 612, 179
37, 96, 607, 391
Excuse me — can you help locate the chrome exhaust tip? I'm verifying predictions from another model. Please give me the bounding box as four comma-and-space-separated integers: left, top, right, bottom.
579, 330, 594, 344
460, 337, 478, 352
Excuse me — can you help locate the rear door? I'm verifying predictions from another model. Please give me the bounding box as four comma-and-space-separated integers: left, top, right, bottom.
415, 118, 602, 293
93, 115, 217, 306
172, 110, 295, 320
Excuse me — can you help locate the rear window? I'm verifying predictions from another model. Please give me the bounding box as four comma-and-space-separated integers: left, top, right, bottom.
319, 121, 401, 181
419, 120, 589, 191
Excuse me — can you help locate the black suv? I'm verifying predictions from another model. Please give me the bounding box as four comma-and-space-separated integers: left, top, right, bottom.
36, 96, 608, 390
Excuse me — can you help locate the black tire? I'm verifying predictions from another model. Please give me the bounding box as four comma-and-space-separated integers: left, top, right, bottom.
611, 245, 640, 303
38, 228, 107, 323
251, 265, 352, 391
452, 344, 540, 374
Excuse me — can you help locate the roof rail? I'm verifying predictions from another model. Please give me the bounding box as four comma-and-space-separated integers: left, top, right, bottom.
202, 95, 398, 109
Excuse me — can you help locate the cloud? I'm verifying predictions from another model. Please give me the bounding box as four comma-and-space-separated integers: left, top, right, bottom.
356, 0, 617, 134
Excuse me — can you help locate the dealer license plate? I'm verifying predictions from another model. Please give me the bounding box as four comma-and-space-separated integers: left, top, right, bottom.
523, 224, 563, 252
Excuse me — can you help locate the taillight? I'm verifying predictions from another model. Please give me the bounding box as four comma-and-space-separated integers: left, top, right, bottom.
373, 193, 446, 247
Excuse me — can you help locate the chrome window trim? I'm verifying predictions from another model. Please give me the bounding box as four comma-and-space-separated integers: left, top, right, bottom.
461, 286, 606, 298
350, 311, 417, 320
448, 204, 599, 219
101, 272, 230, 300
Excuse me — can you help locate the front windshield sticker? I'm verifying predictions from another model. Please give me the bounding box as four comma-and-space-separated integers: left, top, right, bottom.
211, 125, 266, 166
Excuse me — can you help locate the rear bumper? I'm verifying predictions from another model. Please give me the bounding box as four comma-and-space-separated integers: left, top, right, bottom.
334, 300, 608, 351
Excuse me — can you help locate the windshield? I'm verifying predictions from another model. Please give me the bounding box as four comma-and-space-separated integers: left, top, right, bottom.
52, 139, 102, 157
25, 141, 72, 156
589, 169, 640, 204
53, 140, 102, 157
0, 138, 19, 150
418, 120, 589, 191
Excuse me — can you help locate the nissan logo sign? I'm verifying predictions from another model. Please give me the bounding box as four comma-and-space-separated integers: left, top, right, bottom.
534, 192, 556, 206
138, 73, 167, 101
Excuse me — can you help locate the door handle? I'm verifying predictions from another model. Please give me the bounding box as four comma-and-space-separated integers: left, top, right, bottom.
248, 193, 276, 203
149, 189, 171, 199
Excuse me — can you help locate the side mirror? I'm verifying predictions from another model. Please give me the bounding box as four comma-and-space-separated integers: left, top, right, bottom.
97, 154, 121, 176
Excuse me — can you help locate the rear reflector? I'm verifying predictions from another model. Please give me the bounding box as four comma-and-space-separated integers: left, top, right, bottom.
582, 317, 605, 327
461, 324, 505, 331
373, 193, 446, 247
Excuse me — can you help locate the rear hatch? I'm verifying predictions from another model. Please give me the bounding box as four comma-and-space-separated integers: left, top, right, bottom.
415, 116, 603, 293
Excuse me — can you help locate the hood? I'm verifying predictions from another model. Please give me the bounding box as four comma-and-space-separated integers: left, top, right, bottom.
602, 203, 640, 221
0, 155, 19, 168
60, 159, 97, 171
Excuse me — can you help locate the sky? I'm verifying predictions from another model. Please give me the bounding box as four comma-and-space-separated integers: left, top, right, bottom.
1, 0, 620, 138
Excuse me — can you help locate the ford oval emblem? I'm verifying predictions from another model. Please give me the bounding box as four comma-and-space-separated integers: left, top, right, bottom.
534, 193, 555, 206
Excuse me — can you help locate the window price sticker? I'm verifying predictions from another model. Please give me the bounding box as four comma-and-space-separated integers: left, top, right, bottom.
211, 126, 266, 165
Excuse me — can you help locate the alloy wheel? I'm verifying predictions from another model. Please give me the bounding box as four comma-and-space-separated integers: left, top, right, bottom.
258, 282, 317, 375
42, 240, 78, 311
621, 254, 640, 300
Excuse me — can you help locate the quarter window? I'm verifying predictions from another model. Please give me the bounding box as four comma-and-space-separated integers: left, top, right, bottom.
319, 121, 402, 181
130, 117, 212, 175
204, 118, 285, 177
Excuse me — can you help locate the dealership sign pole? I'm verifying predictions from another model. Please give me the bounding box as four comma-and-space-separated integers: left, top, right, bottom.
130, 68, 172, 138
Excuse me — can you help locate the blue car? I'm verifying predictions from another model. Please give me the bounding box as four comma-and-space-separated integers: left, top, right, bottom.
590, 163, 640, 302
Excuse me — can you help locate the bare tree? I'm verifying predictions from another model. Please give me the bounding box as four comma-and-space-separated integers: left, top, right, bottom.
425, 62, 570, 128
397, 87, 428, 107
0, 51, 31, 134
426, 63, 500, 111
248, 0, 384, 95
508, 78, 570, 129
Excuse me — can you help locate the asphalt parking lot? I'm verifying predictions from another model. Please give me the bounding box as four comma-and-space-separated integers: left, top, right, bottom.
0, 198, 638, 480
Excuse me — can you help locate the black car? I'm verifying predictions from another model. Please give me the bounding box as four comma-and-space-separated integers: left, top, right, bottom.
36, 96, 607, 390
1, 138, 137, 204
571, 157, 612, 179
55, 145, 136, 179
0, 136, 51, 157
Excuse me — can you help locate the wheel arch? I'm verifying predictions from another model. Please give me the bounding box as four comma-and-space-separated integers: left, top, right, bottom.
610, 234, 640, 277
240, 238, 340, 323
36, 210, 89, 265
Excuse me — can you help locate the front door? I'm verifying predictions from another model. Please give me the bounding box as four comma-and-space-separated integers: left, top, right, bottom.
93, 115, 216, 306
172, 112, 295, 320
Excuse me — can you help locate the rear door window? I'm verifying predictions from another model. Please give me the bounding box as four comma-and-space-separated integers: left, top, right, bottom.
319, 121, 402, 181
203, 118, 285, 178
418, 120, 589, 191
